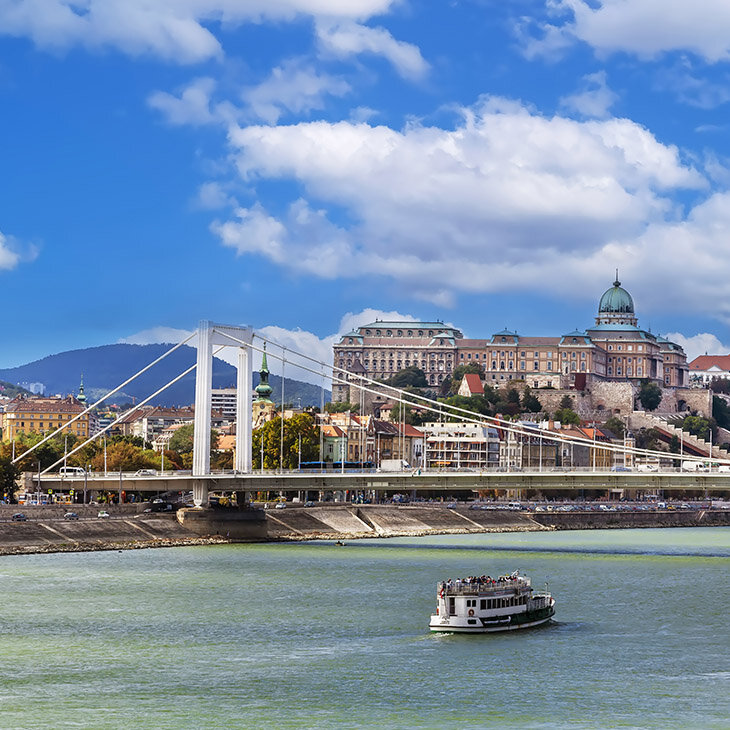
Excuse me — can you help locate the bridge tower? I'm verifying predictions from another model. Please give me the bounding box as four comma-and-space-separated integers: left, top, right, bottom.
193, 321, 254, 506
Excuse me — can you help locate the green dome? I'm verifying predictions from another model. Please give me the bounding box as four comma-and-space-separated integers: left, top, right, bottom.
598, 278, 634, 314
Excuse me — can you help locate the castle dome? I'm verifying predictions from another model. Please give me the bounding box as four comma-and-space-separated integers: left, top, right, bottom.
598, 278, 634, 314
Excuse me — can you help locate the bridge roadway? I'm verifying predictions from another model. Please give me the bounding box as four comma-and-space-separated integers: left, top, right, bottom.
29, 469, 730, 497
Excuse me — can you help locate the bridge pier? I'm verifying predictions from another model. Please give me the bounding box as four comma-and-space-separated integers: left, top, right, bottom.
192, 480, 208, 508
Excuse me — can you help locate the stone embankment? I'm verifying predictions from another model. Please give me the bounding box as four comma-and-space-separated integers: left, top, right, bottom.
265, 504, 551, 541
0, 504, 218, 556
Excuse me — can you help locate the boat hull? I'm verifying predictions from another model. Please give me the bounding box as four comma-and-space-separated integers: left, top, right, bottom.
429, 604, 555, 633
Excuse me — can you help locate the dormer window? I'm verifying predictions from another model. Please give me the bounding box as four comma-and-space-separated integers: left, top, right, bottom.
376, 330, 381, 336
348, 338, 353, 344
386, 330, 392, 336
501, 337, 506, 343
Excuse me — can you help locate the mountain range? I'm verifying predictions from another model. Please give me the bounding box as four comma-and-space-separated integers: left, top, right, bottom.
0, 344, 330, 408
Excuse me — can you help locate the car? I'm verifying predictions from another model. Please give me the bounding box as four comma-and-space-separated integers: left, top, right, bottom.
135, 469, 157, 476
59, 466, 85, 476
11, 512, 27, 521
97, 511, 110, 518
303, 501, 316, 507
63, 512, 79, 520
274, 502, 286, 509
611, 465, 632, 472
446, 502, 458, 509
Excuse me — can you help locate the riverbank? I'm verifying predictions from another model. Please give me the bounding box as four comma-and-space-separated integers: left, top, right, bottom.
0, 504, 727, 556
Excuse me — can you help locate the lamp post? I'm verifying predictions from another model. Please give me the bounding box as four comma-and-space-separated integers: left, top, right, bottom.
104, 436, 108, 477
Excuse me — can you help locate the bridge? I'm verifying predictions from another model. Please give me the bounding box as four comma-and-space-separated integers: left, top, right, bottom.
13, 320, 730, 506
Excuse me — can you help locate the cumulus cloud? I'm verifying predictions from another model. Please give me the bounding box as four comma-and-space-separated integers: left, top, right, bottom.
148, 77, 220, 126
0, 0, 399, 63
0, 231, 21, 271
242, 59, 351, 124
316, 20, 429, 79
212, 96, 708, 307
532, 0, 730, 63
560, 71, 618, 118
118, 327, 195, 345
664, 332, 730, 361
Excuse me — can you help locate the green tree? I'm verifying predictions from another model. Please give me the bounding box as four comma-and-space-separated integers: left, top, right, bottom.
0, 456, 20, 502
385, 366, 429, 388
638, 380, 662, 411
167, 424, 219, 454
554, 407, 580, 426
559, 395, 574, 410
681, 414, 716, 441
252, 413, 320, 469
521, 386, 542, 413
712, 396, 730, 430
90, 440, 158, 472
634, 427, 660, 450
325, 401, 359, 414
604, 416, 626, 438
439, 395, 492, 422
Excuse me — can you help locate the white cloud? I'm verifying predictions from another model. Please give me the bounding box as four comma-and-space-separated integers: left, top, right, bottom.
242, 59, 351, 124
148, 77, 219, 126
316, 20, 429, 79
0, 231, 21, 271
560, 71, 618, 118
663, 332, 730, 361
535, 0, 730, 63
118, 327, 195, 345
215, 97, 706, 307
0, 0, 399, 63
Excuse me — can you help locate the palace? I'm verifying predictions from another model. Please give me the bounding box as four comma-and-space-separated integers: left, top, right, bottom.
333, 278, 688, 401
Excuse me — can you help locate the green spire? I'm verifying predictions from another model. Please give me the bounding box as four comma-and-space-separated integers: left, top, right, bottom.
78, 373, 87, 403
254, 345, 273, 402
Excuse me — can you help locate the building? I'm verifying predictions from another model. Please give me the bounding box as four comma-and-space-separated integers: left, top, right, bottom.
211, 388, 237, 420
333, 321, 464, 401
0, 394, 90, 441
688, 355, 730, 385
333, 278, 689, 400
252, 347, 277, 430
422, 422, 499, 470
457, 373, 485, 397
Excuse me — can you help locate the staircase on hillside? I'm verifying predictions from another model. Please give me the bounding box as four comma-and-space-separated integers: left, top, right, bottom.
629, 411, 725, 459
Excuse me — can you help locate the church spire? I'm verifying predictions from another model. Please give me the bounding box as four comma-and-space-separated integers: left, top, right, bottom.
254, 344, 273, 402
78, 373, 87, 403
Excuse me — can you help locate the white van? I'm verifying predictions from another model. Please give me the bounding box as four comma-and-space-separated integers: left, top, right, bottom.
59, 467, 85, 476
681, 461, 707, 472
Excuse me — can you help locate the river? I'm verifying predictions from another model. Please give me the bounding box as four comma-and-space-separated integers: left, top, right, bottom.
0, 527, 727, 729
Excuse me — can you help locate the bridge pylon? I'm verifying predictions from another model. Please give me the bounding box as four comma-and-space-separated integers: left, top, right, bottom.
193, 321, 254, 506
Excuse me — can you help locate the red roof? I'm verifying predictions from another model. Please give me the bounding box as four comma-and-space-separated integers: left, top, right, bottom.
689, 355, 730, 371
462, 373, 484, 395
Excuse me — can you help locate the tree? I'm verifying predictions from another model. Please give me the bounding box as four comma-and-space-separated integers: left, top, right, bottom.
712, 396, 730, 430
559, 395, 574, 410
385, 366, 429, 388
0, 456, 20, 502
554, 407, 580, 426
521, 386, 542, 413
439, 395, 492, 422
634, 427, 660, 451
325, 401, 359, 414
90, 440, 158, 472
638, 380, 662, 411
681, 414, 716, 441
252, 413, 320, 469
448, 363, 485, 395
604, 416, 626, 439
167, 424, 219, 454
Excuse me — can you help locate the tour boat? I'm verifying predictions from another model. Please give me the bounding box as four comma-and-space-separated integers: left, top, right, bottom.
429, 571, 555, 633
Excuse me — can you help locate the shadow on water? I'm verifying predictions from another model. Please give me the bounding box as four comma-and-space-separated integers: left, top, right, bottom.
307, 540, 730, 559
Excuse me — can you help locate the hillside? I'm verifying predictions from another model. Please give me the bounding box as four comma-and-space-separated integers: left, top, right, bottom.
0, 381, 31, 399
0, 344, 330, 407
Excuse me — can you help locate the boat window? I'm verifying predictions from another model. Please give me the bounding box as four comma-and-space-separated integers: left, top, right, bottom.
448, 597, 455, 616
480, 599, 487, 610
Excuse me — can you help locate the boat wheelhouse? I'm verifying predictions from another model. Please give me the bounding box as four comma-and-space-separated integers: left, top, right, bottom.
429, 571, 555, 633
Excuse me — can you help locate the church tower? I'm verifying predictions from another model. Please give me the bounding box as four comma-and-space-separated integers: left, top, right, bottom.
252, 345, 276, 429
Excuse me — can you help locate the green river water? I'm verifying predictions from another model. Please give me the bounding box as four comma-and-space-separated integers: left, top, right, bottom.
0, 527, 728, 729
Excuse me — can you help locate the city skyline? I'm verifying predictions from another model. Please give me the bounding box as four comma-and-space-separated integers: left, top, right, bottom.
3, 1, 730, 373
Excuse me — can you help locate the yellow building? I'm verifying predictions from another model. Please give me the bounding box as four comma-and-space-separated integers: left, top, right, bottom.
1, 394, 90, 441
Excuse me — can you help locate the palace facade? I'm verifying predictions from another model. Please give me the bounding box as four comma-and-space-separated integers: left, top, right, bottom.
333, 278, 688, 401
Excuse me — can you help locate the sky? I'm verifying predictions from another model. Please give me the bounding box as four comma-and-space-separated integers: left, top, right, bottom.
3, 0, 730, 384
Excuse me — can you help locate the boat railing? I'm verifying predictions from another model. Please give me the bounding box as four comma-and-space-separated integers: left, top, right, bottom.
438, 578, 531, 595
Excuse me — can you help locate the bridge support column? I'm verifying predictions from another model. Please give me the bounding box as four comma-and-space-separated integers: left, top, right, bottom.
192, 480, 209, 509
235, 345, 252, 473
193, 320, 213, 478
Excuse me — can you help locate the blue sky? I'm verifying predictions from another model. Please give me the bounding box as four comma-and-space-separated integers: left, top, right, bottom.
3, 0, 730, 381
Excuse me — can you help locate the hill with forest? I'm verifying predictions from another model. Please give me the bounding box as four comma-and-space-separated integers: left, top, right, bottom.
0, 344, 329, 407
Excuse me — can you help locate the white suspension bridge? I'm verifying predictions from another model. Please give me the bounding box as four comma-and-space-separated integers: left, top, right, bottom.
13, 321, 730, 506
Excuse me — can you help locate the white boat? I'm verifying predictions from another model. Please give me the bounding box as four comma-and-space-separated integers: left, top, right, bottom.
429, 571, 555, 633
